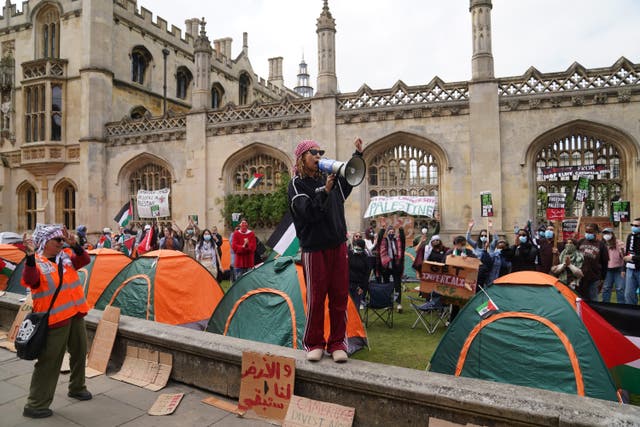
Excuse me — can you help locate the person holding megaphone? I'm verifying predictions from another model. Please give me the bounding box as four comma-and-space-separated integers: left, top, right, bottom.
288, 137, 365, 363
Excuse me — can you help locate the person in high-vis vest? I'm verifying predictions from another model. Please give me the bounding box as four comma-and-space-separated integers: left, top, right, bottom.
21, 224, 91, 419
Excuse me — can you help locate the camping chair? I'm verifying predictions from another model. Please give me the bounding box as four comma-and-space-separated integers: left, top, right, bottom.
364, 281, 394, 328
408, 293, 451, 334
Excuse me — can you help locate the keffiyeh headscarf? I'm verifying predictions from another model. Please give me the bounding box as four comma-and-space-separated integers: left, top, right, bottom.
424, 234, 441, 261
33, 223, 64, 253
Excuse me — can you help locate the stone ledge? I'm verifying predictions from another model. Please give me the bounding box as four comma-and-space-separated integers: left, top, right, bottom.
1, 292, 638, 426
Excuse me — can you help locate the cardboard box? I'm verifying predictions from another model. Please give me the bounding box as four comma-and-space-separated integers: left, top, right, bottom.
86, 305, 120, 377
110, 345, 172, 391
419, 255, 480, 301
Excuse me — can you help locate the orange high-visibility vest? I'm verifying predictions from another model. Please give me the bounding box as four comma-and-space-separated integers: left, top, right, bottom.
22, 254, 89, 325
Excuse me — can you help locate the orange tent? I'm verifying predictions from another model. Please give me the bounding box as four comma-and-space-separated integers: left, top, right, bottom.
95, 249, 224, 330
220, 237, 231, 271
77, 248, 132, 308
0, 244, 25, 291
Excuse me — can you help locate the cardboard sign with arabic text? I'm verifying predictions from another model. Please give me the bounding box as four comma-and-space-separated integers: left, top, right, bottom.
238, 351, 295, 423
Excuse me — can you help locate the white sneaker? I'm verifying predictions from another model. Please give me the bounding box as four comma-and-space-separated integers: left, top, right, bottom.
306, 348, 324, 362
331, 350, 348, 363
397, 304, 403, 313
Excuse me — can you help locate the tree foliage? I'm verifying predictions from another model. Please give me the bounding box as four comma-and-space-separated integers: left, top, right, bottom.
222, 173, 290, 228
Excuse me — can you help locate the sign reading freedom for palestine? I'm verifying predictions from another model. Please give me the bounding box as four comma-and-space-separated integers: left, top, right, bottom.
137, 188, 171, 218
363, 196, 437, 218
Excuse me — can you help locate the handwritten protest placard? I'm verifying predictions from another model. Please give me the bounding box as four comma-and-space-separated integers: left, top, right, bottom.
611, 200, 631, 223
574, 176, 590, 203
238, 351, 295, 423
283, 395, 355, 427
137, 188, 171, 218
480, 191, 494, 217
363, 196, 437, 218
546, 193, 566, 221
420, 255, 480, 300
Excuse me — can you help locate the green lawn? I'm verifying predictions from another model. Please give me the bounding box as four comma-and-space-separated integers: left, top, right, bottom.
218, 280, 446, 370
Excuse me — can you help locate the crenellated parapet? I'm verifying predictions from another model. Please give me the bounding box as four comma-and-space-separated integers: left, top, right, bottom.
0, 0, 81, 31
498, 57, 640, 111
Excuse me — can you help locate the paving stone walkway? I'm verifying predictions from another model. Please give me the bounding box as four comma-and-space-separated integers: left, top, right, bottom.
0, 348, 272, 426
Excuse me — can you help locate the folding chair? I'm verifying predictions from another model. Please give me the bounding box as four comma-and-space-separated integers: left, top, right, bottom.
408, 294, 451, 334
364, 281, 394, 328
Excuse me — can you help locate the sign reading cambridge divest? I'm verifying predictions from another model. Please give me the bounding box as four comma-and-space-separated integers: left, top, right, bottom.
419, 255, 480, 300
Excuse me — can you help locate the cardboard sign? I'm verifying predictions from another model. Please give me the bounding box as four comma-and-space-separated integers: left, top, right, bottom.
546, 193, 566, 220
7, 297, 32, 343
420, 255, 480, 300
562, 219, 578, 241
480, 191, 494, 217
137, 188, 171, 218
611, 201, 631, 223
86, 305, 120, 378
238, 351, 295, 423
574, 176, 590, 203
283, 395, 355, 427
110, 345, 172, 391
148, 393, 184, 416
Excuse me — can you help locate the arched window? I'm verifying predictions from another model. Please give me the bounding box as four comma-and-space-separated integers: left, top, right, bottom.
36, 6, 60, 59
176, 66, 192, 99
128, 163, 173, 223
232, 153, 289, 194
54, 180, 76, 230
24, 85, 45, 142
239, 72, 251, 105
535, 133, 623, 220
130, 106, 148, 120
131, 46, 152, 85
368, 143, 439, 198
211, 83, 224, 109
17, 182, 37, 231
51, 84, 62, 140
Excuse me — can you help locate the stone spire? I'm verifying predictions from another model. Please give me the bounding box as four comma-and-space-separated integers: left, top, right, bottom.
316, 0, 337, 95
469, 0, 494, 80
192, 18, 212, 110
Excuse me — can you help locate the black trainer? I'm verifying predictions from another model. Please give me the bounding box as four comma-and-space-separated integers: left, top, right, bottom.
68, 390, 92, 401
23, 406, 53, 418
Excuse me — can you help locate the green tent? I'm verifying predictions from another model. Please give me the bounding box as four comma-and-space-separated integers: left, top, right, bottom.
429, 271, 618, 401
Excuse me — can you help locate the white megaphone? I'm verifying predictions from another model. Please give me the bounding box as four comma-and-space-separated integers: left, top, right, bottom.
318, 156, 366, 186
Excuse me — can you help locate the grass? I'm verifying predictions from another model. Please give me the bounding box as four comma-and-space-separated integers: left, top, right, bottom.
219, 279, 446, 370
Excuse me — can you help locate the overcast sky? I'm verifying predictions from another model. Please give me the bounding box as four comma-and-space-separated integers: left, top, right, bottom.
138, 0, 640, 93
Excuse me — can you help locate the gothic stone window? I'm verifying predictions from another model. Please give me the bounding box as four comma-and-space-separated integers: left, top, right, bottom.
24, 85, 45, 142
233, 153, 289, 194
54, 179, 76, 230
368, 143, 439, 198
36, 5, 60, 59
176, 66, 192, 99
131, 46, 152, 85
239, 72, 250, 105
17, 182, 37, 231
535, 133, 622, 220
211, 83, 224, 109
129, 163, 172, 223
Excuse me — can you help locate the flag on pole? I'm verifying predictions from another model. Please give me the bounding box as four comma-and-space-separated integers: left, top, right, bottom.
0, 258, 16, 278
266, 212, 299, 258
244, 173, 264, 190
114, 201, 133, 227
581, 301, 640, 398
137, 227, 154, 255
475, 298, 498, 318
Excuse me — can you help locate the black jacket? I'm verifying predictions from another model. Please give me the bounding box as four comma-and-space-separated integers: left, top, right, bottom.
288, 158, 359, 252
625, 232, 640, 268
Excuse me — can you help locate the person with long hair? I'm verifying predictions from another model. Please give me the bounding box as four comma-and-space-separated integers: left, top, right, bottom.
506, 228, 538, 272
196, 228, 221, 280
601, 227, 626, 303
288, 137, 364, 363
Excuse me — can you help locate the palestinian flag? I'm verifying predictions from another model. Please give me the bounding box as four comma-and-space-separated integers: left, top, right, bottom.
137, 227, 154, 255
244, 173, 264, 190
475, 298, 498, 318
114, 201, 133, 227
266, 212, 299, 258
581, 301, 640, 403
0, 258, 16, 278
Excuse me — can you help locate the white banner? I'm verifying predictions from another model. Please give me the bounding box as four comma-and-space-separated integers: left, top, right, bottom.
136, 188, 171, 218
363, 196, 437, 218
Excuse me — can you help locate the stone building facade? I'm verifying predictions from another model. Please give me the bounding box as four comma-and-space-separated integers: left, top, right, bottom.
0, 0, 638, 243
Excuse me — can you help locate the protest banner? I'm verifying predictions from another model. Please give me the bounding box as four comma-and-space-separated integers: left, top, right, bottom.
546, 193, 566, 221
562, 218, 578, 241
419, 255, 480, 301
136, 188, 170, 218
611, 201, 631, 223
283, 395, 355, 427
540, 164, 609, 180
480, 191, 494, 217
238, 351, 295, 423
574, 176, 590, 203
363, 196, 437, 218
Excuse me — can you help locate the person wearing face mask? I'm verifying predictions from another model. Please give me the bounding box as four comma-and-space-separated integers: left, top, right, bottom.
600, 227, 626, 304
196, 228, 221, 280
576, 223, 608, 301
379, 225, 406, 312
536, 224, 562, 274
623, 218, 640, 305
505, 229, 539, 272
487, 239, 512, 284
231, 219, 257, 280
551, 238, 584, 291
465, 218, 497, 257
181, 218, 201, 258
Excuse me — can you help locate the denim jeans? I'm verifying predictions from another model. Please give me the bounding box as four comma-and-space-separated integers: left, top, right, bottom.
624, 268, 640, 305
602, 267, 625, 304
